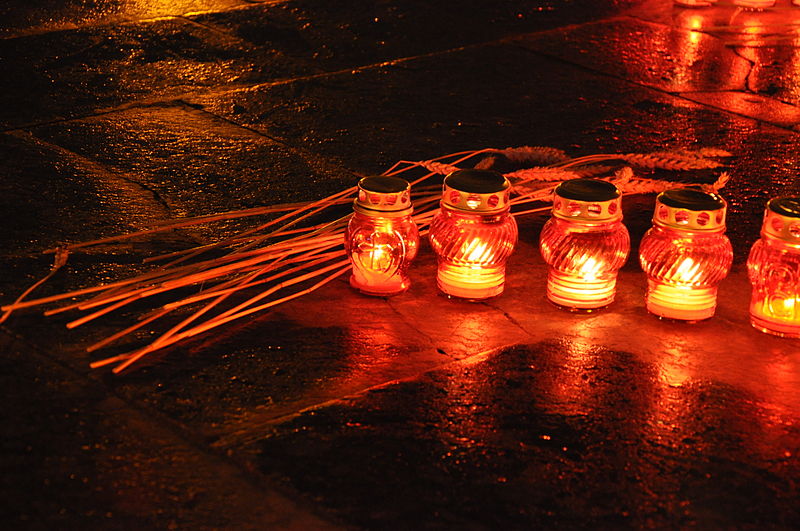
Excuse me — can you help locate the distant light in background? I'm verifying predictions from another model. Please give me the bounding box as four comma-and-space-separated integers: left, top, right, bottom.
683, 12, 705, 45
733, 0, 776, 9
429, 170, 517, 300
345, 176, 419, 296
539, 179, 629, 311
639, 188, 733, 321
673, 1, 718, 8
747, 197, 800, 338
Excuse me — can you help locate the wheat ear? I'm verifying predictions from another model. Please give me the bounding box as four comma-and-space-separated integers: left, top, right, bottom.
493, 146, 570, 165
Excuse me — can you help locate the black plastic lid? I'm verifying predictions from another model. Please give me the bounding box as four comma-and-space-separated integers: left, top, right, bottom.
659, 188, 725, 211
555, 179, 619, 201
444, 169, 508, 194
768, 196, 800, 218
359, 175, 409, 193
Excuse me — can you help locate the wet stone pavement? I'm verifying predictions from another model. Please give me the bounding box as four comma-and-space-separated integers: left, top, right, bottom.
2, 0, 800, 529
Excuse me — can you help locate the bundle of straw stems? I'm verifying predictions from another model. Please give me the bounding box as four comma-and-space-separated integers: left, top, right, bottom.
0, 146, 730, 373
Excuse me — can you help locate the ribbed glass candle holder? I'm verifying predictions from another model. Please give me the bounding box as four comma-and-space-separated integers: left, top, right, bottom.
639, 188, 733, 321
429, 170, 517, 300
539, 179, 630, 311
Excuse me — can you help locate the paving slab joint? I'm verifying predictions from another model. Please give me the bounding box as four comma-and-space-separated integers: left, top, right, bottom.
729, 47, 759, 94
385, 298, 437, 346
483, 300, 536, 339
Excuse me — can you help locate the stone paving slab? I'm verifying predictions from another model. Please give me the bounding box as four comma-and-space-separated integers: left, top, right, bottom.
0, 330, 341, 530
0, 0, 253, 38
195, 43, 714, 171
0, 130, 164, 257
105, 280, 445, 445
515, 16, 751, 94
497, 248, 800, 415
238, 339, 800, 529
626, 1, 800, 109
0, 0, 639, 130
738, 45, 800, 107
192, 0, 637, 76
0, 17, 310, 129
681, 90, 800, 130
194, 41, 800, 257
31, 104, 353, 217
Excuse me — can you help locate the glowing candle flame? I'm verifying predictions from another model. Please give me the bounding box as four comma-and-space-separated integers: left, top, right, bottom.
579, 257, 602, 282
674, 257, 700, 283
464, 240, 489, 266
356, 239, 395, 274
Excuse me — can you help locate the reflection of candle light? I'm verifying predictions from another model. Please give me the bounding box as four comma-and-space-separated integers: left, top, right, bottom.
540, 179, 630, 311
674, 0, 718, 6
346, 176, 419, 296
747, 197, 800, 338
639, 188, 733, 321
429, 170, 517, 300
733, 0, 776, 9
686, 15, 703, 31
658, 347, 693, 388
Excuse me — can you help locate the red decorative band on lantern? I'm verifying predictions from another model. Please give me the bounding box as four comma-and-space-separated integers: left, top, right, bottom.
551, 178, 623, 223
430, 170, 517, 300
747, 197, 800, 338
540, 179, 629, 310
441, 169, 511, 215
761, 197, 800, 243
640, 187, 733, 321
354, 175, 413, 217
652, 187, 727, 232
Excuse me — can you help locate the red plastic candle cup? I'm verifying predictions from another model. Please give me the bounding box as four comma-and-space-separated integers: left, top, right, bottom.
539, 179, 630, 311
429, 170, 518, 300
639, 188, 733, 321
747, 197, 800, 338
345, 175, 419, 296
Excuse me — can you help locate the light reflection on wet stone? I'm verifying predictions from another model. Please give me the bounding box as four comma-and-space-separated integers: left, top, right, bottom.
252, 340, 800, 528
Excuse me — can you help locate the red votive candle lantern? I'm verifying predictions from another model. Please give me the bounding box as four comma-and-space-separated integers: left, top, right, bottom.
747, 197, 800, 338
345, 175, 419, 296
429, 169, 517, 300
539, 179, 630, 310
639, 188, 733, 321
